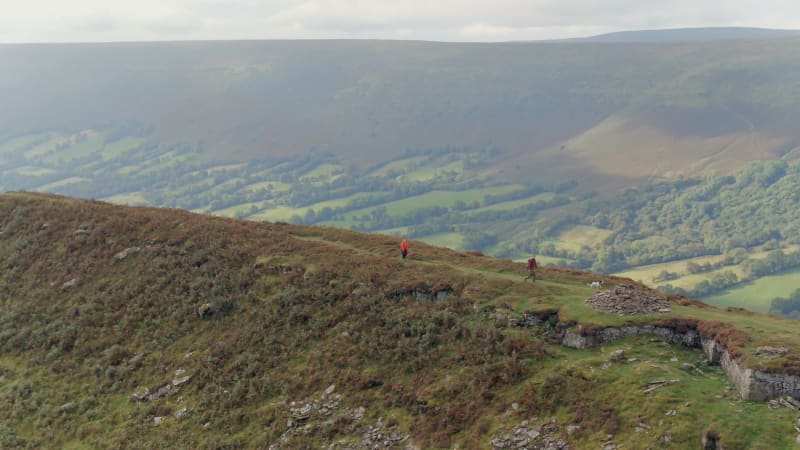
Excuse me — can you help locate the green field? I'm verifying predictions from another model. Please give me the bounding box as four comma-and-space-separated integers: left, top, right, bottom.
551, 225, 615, 253
615, 254, 731, 283
300, 163, 346, 181
99, 137, 147, 161
417, 232, 465, 249
466, 192, 555, 214
366, 156, 427, 177
246, 192, 381, 222
240, 180, 290, 193
42, 132, 105, 164
702, 267, 800, 312
324, 186, 524, 227
396, 160, 464, 182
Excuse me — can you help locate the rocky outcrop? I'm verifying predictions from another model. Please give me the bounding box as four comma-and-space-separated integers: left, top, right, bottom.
703, 339, 800, 401
511, 306, 800, 401
561, 325, 699, 350
555, 321, 800, 402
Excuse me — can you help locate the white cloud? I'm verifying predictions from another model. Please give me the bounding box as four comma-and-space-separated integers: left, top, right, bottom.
1, 0, 799, 43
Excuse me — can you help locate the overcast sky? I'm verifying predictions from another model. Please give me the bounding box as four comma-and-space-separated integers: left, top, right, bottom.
2, 0, 800, 43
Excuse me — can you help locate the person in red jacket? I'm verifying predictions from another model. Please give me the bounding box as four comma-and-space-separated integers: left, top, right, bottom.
401, 239, 409, 260
525, 255, 538, 282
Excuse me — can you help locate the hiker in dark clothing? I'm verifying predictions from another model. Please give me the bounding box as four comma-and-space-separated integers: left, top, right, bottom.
401, 239, 409, 260
525, 256, 538, 282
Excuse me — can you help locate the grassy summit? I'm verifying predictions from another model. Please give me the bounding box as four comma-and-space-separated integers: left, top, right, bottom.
0, 192, 799, 449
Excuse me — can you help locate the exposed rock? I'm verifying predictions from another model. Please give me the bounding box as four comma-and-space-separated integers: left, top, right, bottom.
146, 385, 172, 402
702, 339, 800, 401
173, 375, 191, 386
755, 346, 789, 358
174, 368, 185, 377
324, 384, 336, 396
586, 284, 670, 315
562, 325, 699, 350
610, 349, 626, 362
114, 246, 141, 261
682, 363, 696, 373
490, 417, 568, 450
61, 278, 79, 290
353, 406, 366, 421
494, 313, 509, 328
154, 416, 163, 426
131, 388, 150, 402
174, 407, 188, 419
73, 228, 89, 236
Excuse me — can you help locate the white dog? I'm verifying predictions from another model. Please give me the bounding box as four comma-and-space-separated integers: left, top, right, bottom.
588, 280, 604, 289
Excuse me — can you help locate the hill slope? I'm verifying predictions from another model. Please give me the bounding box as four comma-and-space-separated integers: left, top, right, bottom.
2, 193, 800, 448
2, 34, 800, 186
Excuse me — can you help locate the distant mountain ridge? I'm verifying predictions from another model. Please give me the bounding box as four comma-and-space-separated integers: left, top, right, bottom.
2, 31, 800, 189
572, 26, 800, 43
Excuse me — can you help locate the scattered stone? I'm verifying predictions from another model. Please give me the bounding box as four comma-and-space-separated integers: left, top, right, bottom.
644, 379, 679, 394
586, 284, 670, 315
128, 354, 144, 367
353, 406, 366, 421
601, 362, 611, 370
490, 417, 566, 450
665, 409, 677, 416
779, 396, 800, 410
324, 384, 336, 396
755, 346, 789, 358
174, 407, 188, 419
73, 228, 88, 236
61, 278, 79, 290
146, 384, 172, 402
154, 416, 163, 426
610, 349, 626, 362
173, 375, 191, 386
682, 363, 696, 373
131, 388, 150, 402
57, 402, 76, 414
566, 424, 579, 435
664, 432, 673, 443
174, 368, 185, 377
670, 357, 678, 362
114, 247, 141, 261
493, 313, 509, 328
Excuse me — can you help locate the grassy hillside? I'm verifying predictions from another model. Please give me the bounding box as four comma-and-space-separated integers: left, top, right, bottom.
2, 193, 800, 448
